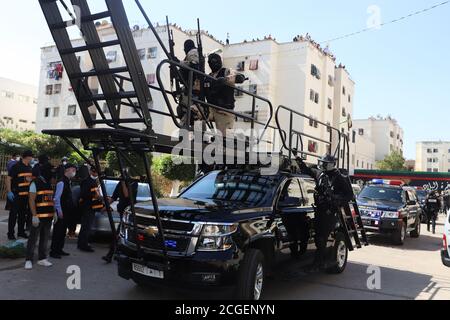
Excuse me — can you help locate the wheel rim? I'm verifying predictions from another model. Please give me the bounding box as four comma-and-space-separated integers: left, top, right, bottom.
254, 263, 264, 300
417, 221, 421, 235
337, 241, 347, 268
401, 224, 406, 240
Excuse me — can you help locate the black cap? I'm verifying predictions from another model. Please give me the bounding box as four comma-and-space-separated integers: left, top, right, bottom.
22, 150, 34, 159
64, 163, 77, 170
184, 39, 196, 54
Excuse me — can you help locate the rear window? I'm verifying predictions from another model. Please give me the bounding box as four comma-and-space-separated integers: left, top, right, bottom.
358, 186, 404, 203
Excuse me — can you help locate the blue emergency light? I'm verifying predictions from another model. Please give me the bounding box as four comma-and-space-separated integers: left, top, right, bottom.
370, 179, 404, 186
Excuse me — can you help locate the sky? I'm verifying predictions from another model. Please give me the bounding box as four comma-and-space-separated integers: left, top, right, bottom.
0, 0, 449, 159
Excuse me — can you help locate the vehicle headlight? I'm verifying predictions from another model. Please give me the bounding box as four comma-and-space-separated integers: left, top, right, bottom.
197, 224, 238, 251
382, 211, 399, 218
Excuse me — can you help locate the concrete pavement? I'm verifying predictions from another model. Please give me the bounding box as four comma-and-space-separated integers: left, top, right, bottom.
1, 201, 449, 300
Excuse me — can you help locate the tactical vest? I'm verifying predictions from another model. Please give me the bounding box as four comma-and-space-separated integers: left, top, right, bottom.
17, 171, 33, 197
35, 178, 55, 219
90, 183, 104, 211
207, 68, 236, 110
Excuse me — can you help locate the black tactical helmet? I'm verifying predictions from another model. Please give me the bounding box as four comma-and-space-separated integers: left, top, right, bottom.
208, 53, 223, 73
318, 154, 337, 172
184, 39, 196, 54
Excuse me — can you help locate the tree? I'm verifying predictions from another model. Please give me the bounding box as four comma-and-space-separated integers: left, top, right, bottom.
376, 151, 406, 171
153, 155, 196, 196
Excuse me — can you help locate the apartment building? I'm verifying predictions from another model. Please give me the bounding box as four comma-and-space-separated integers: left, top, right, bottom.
0, 77, 37, 132
415, 141, 450, 173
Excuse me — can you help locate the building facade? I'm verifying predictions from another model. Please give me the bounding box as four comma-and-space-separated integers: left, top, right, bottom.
415, 141, 450, 173
0, 77, 37, 132
36, 22, 361, 169
353, 116, 404, 163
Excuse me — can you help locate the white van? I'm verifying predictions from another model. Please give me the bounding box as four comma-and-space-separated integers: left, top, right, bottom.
442, 210, 450, 267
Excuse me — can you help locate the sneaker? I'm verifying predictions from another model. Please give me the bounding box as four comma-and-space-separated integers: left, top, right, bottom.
49, 252, 62, 259
37, 259, 53, 267
25, 261, 33, 270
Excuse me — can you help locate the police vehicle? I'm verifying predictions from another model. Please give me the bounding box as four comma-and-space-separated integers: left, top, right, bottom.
116, 169, 363, 300
442, 209, 450, 267
357, 179, 421, 245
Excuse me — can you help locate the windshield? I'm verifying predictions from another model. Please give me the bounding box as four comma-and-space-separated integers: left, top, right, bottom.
416, 190, 428, 201
358, 186, 404, 203
180, 171, 281, 206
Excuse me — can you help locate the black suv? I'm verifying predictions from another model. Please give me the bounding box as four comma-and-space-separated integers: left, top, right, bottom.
117, 169, 352, 300
357, 180, 421, 245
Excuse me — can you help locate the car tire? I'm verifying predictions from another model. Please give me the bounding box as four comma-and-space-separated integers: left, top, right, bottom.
326, 232, 348, 274
410, 219, 421, 238
392, 221, 406, 245
235, 249, 265, 300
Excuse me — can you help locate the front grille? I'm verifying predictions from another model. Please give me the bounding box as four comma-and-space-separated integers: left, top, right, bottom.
132, 214, 195, 233
126, 229, 191, 253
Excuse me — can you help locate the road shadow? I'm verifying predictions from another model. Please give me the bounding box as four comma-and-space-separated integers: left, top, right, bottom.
365, 233, 442, 252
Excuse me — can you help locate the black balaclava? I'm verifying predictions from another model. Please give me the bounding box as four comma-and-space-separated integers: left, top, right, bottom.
184, 40, 196, 55
208, 53, 223, 73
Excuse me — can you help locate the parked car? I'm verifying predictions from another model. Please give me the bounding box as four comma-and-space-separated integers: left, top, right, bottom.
92, 180, 152, 234
116, 169, 356, 300
442, 209, 450, 267
357, 179, 421, 245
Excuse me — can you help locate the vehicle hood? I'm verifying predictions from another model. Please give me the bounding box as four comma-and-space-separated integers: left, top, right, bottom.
133, 197, 271, 223
357, 199, 403, 212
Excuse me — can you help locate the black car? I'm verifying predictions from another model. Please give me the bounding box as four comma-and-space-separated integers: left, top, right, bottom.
117, 169, 353, 300
357, 180, 421, 245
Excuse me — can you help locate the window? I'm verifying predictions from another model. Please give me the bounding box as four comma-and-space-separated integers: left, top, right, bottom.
326, 122, 331, 133
311, 64, 321, 79
328, 75, 334, 86
19, 119, 27, 124
362, 161, 365, 168
18, 95, 30, 102
148, 47, 158, 59
249, 60, 259, 71
314, 92, 319, 104
106, 51, 117, 63
433, 169, 439, 173
358, 128, 364, 135
278, 179, 303, 208
352, 130, 356, 143
342, 108, 347, 117
310, 89, 315, 101
44, 108, 50, 117
327, 98, 332, 109
434, 149, 439, 153
45, 85, 53, 95
342, 86, 346, 95
249, 84, 258, 95
237, 61, 245, 71
47, 62, 64, 80
54, 84, 62, 94
357, 160, 359, 167
1, 90, 14, 99
67, 105, 77, 116
308, 140, 318, 153
427, 168, 432, 172
53, 107, 60, 117
137, 49, 146, 60
427, 149, 432, 153
390, 131, 394, 138
348, 95, 351, 103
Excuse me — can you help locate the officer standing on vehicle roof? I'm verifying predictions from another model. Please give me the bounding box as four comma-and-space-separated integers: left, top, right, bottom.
6, 150, 34, 240
78, 166, 104, 252
25, 162, 55, 270
204, 53, 246, 136
295, 152, 354, 272
50, 163, 77, 259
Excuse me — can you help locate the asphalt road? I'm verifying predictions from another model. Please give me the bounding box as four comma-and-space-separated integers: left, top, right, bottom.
1, 210, 449, 300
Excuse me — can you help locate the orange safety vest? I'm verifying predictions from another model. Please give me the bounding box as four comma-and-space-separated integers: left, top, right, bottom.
35, 178, 55, 219
17, 172, 33, 197
91, 186, 104, 210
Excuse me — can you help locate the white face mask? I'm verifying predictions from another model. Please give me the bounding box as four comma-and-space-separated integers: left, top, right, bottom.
90, 175, 98, 180
63, 161, 68, 166
15, 157, 20, 161
68, 171, 76, 179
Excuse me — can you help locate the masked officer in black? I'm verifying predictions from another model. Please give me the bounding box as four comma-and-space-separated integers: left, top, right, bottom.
295, 152, 354, 272
6, 150, 34, 240
204, 53, 246, 135
425, 191, 441, 234
25, 162, 55, 270
50, 163, 77, 259
444, 191, 450, 213
78, 167, 104, 252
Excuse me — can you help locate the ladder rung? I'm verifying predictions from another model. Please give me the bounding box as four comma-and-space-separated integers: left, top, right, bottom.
60, 39, 121, 55
49, 11, 111, 30
71, 67, 129, 79
80, 91, 137, 102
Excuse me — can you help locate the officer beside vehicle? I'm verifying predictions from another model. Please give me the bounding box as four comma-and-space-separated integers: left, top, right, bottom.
443, 191, 450, 213
6, 150, 34, 240
50, 163, 77, 259
24, 162, 55, 270
425, 191, 441, 234
204, 53, 246, 135
78, 167, 104, 252
295, 152, 354, 272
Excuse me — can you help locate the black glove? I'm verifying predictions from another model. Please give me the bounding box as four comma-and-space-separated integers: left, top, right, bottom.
235, 74, 247, 84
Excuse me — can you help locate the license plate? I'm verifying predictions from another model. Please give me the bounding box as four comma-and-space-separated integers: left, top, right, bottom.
132, 263, 164, 279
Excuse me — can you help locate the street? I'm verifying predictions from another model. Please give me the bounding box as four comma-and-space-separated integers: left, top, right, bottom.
1, 205, 449, 300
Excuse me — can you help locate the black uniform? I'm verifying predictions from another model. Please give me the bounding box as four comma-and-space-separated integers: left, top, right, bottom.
297, 159, 354, 267
8, 161, 33, 238
50, 176, 75, 256
443, 193, 450, 212
205, 67, 236, 111
425, 193, 440, 233
78, 177, 104, 250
